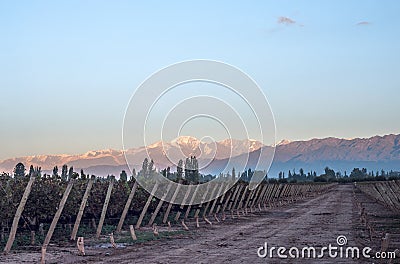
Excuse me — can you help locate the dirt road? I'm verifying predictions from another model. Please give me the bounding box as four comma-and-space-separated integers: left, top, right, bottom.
3, 184, 398, 263
82, 184, 360, 263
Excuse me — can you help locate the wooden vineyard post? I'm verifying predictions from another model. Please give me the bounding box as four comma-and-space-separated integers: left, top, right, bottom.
260, 184, 271, 209
219, 185, 238, 220
162, 180, 182, 224
243, 189, 255, 214
277, 185, 288, 206
136, 181, 159, 229
288, 185, 296, 202
251, 186, 261, 211
386, 181, 400, 211
229, 185, 243, 211
194, 184, 211, 219
293, 184, 301, 201
250, 185, 263, 211
152, 224, 159, 236
262, 184, 272, 209
208, 183, 225, 216
184, 184, 200, 219
77, 237, 85, 256
284, 185, 292, 203
254, 185, 267, 210
288, 184, 295, 201
148, 182, 172, 226
174, 184, 192, 222
213, 182, 232, 221
4, 175, 35, 254
41, 179, 75, 264
270, 184, 280, 207
71, 176, 95, 240
376, 183, 398, 211
248, 186, 260, 210
263, 184, 275, 208
202, 182, 220, 218
268, 184, 278, 206
110, 232, 117, 248
129, 225, 137, 240
284, 184, 292, 203
268, 184, 277, 207
219, 185, 235, 214
215, 185, 232, 214
236, 186, 248, 216
96, 177, 115, 238
116, 180, 138, 233
381, 233, 390, 252
181, 219, 189, 230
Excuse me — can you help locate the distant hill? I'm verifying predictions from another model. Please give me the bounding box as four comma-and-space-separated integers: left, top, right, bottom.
208, 134, 400, 176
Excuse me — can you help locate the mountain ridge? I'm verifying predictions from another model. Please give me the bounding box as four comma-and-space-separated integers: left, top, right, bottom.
0, 137, 264, 173
1, 134, 400, 176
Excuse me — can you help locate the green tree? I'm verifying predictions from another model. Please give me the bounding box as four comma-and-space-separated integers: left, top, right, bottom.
177, 159, 183, 181
141, 158, 148, 177
68, 166, 74, 180
29, 165, 34, 177
13, 162, 25, 178
324, 167, 335, 179
52, 166, 59, 178
120, 170, 128, 182
148, 159, 155, 176
80, 169, 86, 180
61, 164, 68, 181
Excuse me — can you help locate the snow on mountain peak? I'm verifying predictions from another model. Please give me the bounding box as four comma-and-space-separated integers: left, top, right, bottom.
277, 139, 292, 146
171, 136, 200, 146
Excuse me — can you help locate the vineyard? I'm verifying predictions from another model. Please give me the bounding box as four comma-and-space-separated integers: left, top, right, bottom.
3, 170, 400, 263
353, 180, 400, 261
0, 170, 335, 262
355, 180, 400, 213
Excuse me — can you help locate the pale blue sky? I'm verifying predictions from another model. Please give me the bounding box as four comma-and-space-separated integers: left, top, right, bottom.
1, 1, 400, 160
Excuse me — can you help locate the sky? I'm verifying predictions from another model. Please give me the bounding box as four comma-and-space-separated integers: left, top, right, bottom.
1, 1, 400, 160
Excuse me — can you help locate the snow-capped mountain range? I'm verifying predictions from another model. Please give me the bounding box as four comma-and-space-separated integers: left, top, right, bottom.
0, 136, 263, 174
1, 134, 400, 176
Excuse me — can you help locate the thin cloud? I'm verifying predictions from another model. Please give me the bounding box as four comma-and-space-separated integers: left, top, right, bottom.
356, 21, 371, 26
277, 16, 296, 25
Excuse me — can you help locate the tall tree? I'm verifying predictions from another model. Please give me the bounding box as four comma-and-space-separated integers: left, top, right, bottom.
177, 159, 183, 181
120, 170, 128, 182
80, 169, 86, 180
141, 158, 148, 177
61, 164, 68, 181
324, 167, 335, 179
29, 165, 34, 177
148, 159, 155, 176
13, 163, 25, 178
68, 167, 74, 181
184, 157, 191, 181
52, 166, 59, 178
193, 156, 199, 183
